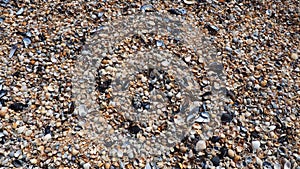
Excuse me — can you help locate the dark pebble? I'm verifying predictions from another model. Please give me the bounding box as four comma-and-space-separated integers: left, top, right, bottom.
0, 89, 7, 98
128, 125, 141, 134
148, 83, 154, 91
97, 79, 112, 92
218, 146, 227, 158
12, 71, 20, 77
205, 24, 219, 35
210, 136, 221, 143
0, 135, 6, 144
132, 101, 142, 109
278, 135, 288, 143
0, 99, 5, 106
211, 156, 220, 166
221, 113, 233, 123
9, 102, 27, 111
251, 131, 260, 138
142, 102, 150, 110
168, 8, 187, 15
262, 161, 273, 169
67, 101, 75, 114
12, 159, 23, 168
44, 126, 51, 135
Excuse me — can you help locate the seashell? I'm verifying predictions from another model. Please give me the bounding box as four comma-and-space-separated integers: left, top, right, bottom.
9, 45, 17, 58
184, 0, 197, 5
16, 8, 24, 15
23, 38, 31, 48
195, 112, 210, 123
140, 5, 154, 12
0, 89, 7, 99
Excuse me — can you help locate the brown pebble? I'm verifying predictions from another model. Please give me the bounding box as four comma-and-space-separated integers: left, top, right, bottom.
234, 155, 241, 162
256, 64, 263, 70
104, 163, 110, 169
0, 107, 7, 118
261, 80, 267, 87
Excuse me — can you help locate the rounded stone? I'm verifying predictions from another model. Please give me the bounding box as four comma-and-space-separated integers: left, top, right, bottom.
83, 163, 91, 169
228, 149, 235, 158
195, 140, 206, 151
211, 156, 220, 166
252, 140, 261, 152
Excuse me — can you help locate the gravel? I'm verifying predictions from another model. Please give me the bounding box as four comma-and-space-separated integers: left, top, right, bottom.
0, 0, 299, 168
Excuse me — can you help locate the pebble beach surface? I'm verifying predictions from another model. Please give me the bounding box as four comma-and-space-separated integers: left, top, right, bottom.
0, 0, 299, 169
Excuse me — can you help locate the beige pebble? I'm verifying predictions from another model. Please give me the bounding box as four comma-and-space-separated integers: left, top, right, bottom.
291, 53, 298, 60
195, 140, 206, 151
25, 130, 32, 136
30, 159, 38, 164
228, 149, 235, 158
72, 148, 79, 156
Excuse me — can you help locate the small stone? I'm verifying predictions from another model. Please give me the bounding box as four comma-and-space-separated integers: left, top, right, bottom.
16, 8, 24, 15
14, 150, 21, 158
206, 24, 219, 35
184, 0, 196, 4
284, 160, 291, 169
252, 140, 261, 152
72, 148, 79, 156
211, 156, 220, 166
140, 4, 154, 12
9, 102, 27, 111
256, 157, 263, 166
77, 105, 88, 117
246, 39, 253, 45
261, 80, 267, 87
128, 151, 134, 159
128, 125, 141, 134
25, 130, 32, 136
0, 107, 7, 118
168, 8, 187, 15
274, 163, 281, 169
290, 53, 298, 60
117, 150, 123, 158
263, 161, 273, 169
221, 113, 233, 123
145, 162, 151, 169
12, 159, 23, 167
161, 60, 169, 67
43, 134, 52, 141
210, 136, 221, 143
104, 163, 110, 169
83, 163, 91, 169
256, 64, 263, 70
30, 159, 38, 164
234, 155, 241, 162
17, 126, 26, 134
195, 140, 206, 151
228, 149, 235, 158
184, 56, 191, 62
156, 40, 164, 47
236, 146, 243, 153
